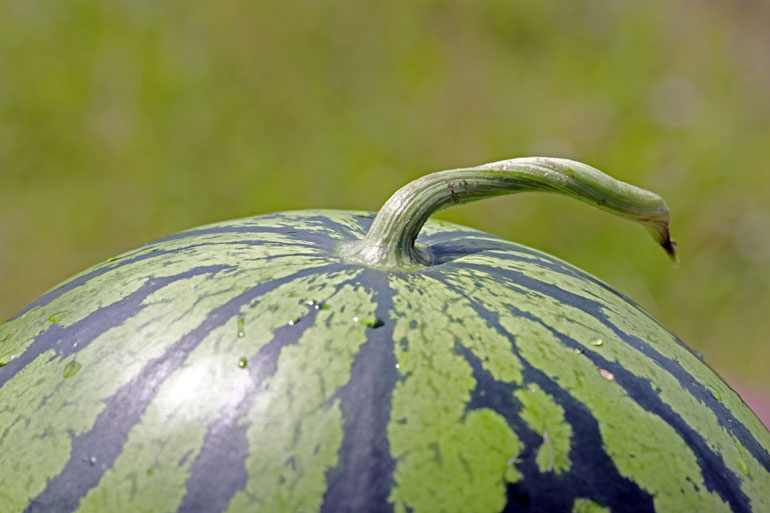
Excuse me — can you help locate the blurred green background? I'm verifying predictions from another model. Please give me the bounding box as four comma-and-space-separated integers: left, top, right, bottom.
1, 1, 768, 400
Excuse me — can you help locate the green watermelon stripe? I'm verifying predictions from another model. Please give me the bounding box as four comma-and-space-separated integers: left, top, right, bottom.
0, 265, 232, 392
532, 308, 749, 512
422, 232, 680, 351
22, 263, 351, 513
458, 341, 640, 512
175, 277, 349, 513
434, 278, 654, 512
460, 250, 770, 476
455, 259, 770, 512
74, 268, 363, 513
319, 270, 399, 513
5, 233, 323, 325
150, 221, 353, 248
460, 261, 770, 475
442, 267, 746, 512
0, 250, 308, 376
385, 273, 525, 513
6, 212, 356, 325
463, 291, 728, 512
420, 230, 608, 280
513, 383, 573, 475
300, 213, 368, 238
225, 275, 379, 513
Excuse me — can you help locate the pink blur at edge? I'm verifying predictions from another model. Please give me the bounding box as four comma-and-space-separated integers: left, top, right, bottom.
729, 379, 770, 429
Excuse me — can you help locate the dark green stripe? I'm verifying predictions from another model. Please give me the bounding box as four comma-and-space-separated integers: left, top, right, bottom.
24, 263, 350, 513
6, 236, 302, 322
320, 270, 399, 513
175, 292, 332, 513
0, 265, 231, 391
456, 342, 652, 513
446, 269, 750, 513
456, 262, 770, 476
8, 224, 336, 325
301, 214, 366, 239
149, 224, 335, 249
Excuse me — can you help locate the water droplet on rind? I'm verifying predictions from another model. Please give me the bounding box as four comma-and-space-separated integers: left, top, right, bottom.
136, 248, 160, 257
706, 384, 722, 401
238, 357, 248, 368
353, 316, 384, 328
597, 368, 615, 381
147, 468, 154, 475
237, 317, 245, 338
304, 299, 330, 310
49, 311, 68, 323
63, 360, 82, 378
590, 338, 604, 347
733, 445, 750, 475
0, 352, 15, 366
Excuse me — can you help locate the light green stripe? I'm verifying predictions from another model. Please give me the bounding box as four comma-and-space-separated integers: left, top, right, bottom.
572, 497, 611, 513
185, 209, 366, 240
0, 273, 226, 513
387, 274, 523, 513
225, 277, 377, 513
0, 254, 329, 513
442, 266, 733, 513
514, 383, 572, 474
75, 269, 361, 513
0, 230, 327, 361
460, 252, 770, 510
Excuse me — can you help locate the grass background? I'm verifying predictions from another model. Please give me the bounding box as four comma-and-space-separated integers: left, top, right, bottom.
1, 1, 768, 401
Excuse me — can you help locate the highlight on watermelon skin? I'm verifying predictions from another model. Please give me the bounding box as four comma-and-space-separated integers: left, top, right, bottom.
0, 158, 768, 513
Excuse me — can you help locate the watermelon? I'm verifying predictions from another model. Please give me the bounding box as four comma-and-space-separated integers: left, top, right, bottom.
1, 157, 768, 513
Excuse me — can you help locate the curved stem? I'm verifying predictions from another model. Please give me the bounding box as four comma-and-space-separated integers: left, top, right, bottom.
341, 157, 677, 269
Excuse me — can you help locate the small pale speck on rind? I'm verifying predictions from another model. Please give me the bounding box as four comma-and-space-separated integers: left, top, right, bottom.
597, 368, 615, 381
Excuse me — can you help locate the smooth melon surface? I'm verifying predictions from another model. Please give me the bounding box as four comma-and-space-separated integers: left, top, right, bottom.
1, 210, 768, 513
